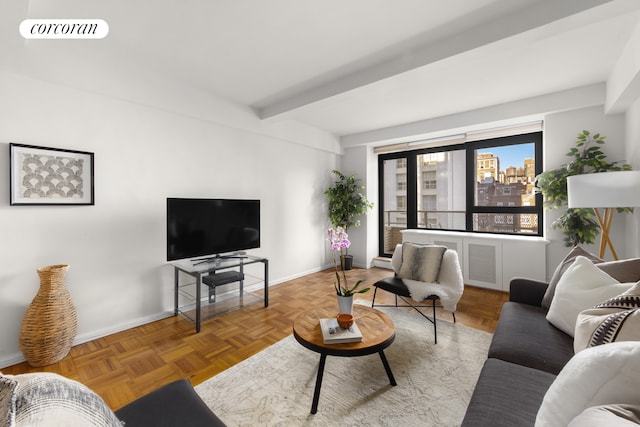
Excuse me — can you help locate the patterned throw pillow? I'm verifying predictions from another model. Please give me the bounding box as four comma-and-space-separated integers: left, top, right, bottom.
397, 242, 447, 283
0, 376, 17, 427
574, 282, 640, 353
0, 372, 122, 427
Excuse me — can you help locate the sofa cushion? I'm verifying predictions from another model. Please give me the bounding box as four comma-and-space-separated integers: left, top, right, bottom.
1, 372, 121, 427
546, 256, 631, 337
488, 302, 573, 375
542, 246, 603, 310
597, 258, 640, 283
114, 379, 226, 427
460, 358, 556, 427
536, 341, 640, 427
574, 281, 640, 352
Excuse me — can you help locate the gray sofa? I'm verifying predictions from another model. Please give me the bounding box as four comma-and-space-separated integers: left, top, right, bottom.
461, 277, 574, 426
461, 249, 640, 426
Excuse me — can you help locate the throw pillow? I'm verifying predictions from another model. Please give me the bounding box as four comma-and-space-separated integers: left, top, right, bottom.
568, 404, 640, 427
545, 256, 632, 337
542, 246, 603, 310
1, 372, 121, 427
574, 281, 640, 352
397, 242, 447, 283
0, 376, 17, 427
597, 258, 640, 283
535, 341, 640, 427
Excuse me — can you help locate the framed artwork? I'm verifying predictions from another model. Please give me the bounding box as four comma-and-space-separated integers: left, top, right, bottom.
10, 143, 95, 205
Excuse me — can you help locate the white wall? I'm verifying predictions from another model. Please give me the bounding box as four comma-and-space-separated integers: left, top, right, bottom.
341, 145, 378, 268
624, 98, 640, 257
0, 70, 340, 367
543, 106, 627, 272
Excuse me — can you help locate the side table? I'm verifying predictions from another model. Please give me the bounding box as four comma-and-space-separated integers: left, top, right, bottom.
292, 305, 396, 414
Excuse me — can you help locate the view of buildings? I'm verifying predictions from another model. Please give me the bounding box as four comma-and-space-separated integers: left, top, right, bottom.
382, 145, 538, 253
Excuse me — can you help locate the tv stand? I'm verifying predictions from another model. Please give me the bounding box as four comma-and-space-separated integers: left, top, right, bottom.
170, 254, 269, 333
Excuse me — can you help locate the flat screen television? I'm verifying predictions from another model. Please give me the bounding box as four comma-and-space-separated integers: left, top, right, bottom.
167, 198, 260, 261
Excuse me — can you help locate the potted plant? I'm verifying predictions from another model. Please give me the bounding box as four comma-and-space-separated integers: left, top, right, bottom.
327, 226, 370, 314
324, 170, 374, 270
535, 130, 631, 247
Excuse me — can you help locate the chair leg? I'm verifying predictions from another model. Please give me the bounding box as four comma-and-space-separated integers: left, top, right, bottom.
371, 287, 378, 308
432, 298, 437, 344
452, 312, 456, 323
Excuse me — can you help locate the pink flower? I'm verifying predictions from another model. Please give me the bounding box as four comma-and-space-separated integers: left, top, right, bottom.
326, 227, 369, 297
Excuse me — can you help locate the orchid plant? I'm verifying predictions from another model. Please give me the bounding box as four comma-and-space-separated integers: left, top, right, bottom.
327, 227, 370, 297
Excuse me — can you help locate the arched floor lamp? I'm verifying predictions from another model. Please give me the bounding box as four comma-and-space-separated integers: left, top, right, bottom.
567, 170, 640, 260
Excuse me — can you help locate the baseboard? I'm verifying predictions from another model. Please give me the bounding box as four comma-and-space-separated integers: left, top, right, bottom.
0, 267, 335, 370
0, 311, 174, 369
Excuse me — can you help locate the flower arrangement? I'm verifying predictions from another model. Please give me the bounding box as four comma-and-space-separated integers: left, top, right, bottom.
327, 227, 370, 297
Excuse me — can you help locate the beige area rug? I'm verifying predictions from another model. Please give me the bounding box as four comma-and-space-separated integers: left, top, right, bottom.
195, 306, 492, 426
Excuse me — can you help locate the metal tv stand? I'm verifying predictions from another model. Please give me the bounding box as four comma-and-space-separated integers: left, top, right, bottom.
170, 254, 269, 333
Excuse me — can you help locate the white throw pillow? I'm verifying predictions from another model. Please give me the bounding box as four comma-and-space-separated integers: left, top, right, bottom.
535, 341, 640, 427
546, 256, 631, 336
574, 281, 640, 352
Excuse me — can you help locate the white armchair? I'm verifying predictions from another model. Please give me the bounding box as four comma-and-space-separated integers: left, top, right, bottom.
371, 243, 464, 343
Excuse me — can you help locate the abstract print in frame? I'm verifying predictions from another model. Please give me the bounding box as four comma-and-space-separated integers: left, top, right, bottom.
10, 143, 95, 205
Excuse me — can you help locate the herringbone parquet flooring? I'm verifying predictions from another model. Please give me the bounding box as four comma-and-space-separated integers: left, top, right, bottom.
2, 267, 508, 410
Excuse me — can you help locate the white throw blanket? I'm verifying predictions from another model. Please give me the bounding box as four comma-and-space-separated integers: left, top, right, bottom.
390, 244, 464, 312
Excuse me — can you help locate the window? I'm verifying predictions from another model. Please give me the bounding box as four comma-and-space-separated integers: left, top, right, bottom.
378, 132, 542, 256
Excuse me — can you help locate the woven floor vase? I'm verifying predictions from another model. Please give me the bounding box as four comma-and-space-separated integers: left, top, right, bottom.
19, 264, 77, 367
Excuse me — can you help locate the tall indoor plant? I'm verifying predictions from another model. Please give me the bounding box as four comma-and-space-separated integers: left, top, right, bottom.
324, 170, 373, 270
535, 130, 631, 247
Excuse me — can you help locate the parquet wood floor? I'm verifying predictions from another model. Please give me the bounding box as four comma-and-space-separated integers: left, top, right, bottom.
2, 267, 508, 410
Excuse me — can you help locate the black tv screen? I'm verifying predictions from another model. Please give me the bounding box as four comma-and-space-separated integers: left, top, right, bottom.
167, 198, 260, 261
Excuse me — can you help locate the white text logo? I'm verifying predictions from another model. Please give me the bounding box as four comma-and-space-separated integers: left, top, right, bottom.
20, 19, 109, 39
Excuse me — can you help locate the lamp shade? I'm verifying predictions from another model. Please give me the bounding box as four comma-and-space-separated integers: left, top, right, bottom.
567, 171, 640, 208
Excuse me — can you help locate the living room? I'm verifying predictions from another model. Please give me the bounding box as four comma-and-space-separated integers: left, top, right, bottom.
2, 1, 640, 425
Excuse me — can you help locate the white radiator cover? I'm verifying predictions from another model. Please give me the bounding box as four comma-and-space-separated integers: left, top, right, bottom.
401, 230, 548, 292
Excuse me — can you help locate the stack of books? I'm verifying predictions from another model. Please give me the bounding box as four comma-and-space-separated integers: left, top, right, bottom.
319, 317, 363, 344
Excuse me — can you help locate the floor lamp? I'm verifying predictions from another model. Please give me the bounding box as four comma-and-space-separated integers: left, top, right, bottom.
567, 170, 640, 260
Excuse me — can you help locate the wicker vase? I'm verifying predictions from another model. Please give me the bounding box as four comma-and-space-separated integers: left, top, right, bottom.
19, 264, 77, 367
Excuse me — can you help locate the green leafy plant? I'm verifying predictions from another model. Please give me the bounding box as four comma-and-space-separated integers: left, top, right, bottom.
324, 170, 374, 231
535, 130, 631, 246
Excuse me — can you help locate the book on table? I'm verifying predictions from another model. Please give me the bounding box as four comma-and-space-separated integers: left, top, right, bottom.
319, 317, 363, 344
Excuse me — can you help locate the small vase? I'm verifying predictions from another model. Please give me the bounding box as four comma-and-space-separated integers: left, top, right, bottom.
19, 264, 77, 367
337, 294, 354, 314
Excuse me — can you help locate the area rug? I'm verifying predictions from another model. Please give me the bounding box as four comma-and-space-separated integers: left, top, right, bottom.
195, 306, 491, 426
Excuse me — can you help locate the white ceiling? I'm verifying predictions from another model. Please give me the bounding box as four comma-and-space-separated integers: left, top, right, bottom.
2, 0, 640, 140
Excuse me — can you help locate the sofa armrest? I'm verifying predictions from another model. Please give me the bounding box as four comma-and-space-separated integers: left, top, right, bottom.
114, 379, 225, 427
508, 277, 549, 307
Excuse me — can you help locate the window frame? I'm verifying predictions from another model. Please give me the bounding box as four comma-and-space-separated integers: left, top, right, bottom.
377, 132, 543, 257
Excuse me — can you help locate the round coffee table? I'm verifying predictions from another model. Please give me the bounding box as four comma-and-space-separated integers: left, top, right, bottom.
292, 305, 396, 414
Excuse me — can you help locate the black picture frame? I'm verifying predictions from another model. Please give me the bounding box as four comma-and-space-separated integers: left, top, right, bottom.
10, 143, 95, 205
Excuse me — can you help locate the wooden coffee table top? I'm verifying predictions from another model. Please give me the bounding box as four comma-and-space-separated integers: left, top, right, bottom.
292, 305, 395, 357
